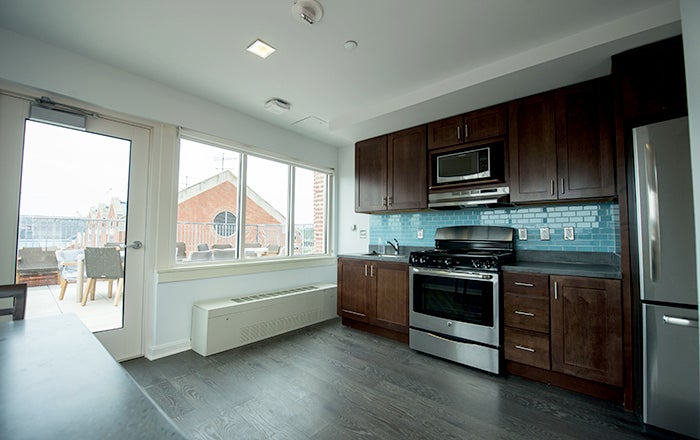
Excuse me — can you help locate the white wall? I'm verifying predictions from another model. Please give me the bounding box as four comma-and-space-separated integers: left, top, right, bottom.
336, 145, 370, 254
0, 27, 340, 357
680, 0, 700, 380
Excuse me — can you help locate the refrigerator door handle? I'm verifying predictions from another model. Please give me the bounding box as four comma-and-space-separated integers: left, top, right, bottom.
662, 315, 699, 328
644, 142, 661, 282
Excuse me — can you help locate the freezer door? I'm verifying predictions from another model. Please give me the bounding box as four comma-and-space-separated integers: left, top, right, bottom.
633, 117, 698, 306
643, 304, 699, 438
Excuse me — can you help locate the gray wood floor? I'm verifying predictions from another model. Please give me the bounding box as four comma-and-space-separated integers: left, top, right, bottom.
122, 319, 657, 440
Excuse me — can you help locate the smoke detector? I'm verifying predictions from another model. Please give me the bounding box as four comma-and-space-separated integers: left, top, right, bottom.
292, 0, 323, 25
264, 98, 291, 114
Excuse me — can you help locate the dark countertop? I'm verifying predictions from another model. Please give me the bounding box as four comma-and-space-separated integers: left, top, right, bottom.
503, 250, 621, 279
0, 314, 185, 440
338, 252, 410, 264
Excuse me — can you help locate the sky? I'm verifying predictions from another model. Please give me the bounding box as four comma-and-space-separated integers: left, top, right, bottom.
18, 124, 318, 224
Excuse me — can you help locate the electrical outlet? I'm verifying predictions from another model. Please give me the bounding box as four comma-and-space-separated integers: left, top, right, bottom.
417, 228, 424, 239
518, 228, 528, 241
359, 230, 367, 239
564, 226, 575, 241
540, 227, 550, 241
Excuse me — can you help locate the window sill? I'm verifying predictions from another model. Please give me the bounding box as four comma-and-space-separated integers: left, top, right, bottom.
156, 255, 337, 283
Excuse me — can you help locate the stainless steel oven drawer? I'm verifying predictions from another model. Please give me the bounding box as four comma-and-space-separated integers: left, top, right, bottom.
409, 328, 500, 374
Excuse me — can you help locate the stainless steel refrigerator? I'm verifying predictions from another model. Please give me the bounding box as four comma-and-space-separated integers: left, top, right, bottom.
633, 116, 699, 438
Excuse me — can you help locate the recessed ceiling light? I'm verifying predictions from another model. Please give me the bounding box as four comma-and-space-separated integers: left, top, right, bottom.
247, 39, 276, 58
264, 98, 291, 114
343, 40, 358, 50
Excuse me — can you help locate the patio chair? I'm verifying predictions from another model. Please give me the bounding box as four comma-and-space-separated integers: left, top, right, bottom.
82, 247, 123, 307
211, 243, 233, 249
196, 243, 209, 251
175, 242, 186, 260
55, 249, 84, 300
212, 248, 237, 260
189, 250, 212, 261
0, 283, 27, 321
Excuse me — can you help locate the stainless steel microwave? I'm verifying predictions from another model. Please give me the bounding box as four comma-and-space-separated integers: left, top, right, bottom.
435, 146, 491, 184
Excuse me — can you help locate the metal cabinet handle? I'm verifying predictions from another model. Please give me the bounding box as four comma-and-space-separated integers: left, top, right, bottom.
551, 180, 555, 196
388, 196, 393, 207
456, 126, 461, 140
364, 264, 368, 277
561, 178, 565, 194
464, 123, 469, 139
514, 282, 534, 287
554, 281, 558, 300
514, 311, 535, 317
370, 265, 375, 278
515, 345, 535, 353
382, 196, 387, 207
663, 315, 699, 328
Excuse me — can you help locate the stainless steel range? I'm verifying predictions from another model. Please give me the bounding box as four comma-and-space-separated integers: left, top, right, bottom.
408, 225, 515, 374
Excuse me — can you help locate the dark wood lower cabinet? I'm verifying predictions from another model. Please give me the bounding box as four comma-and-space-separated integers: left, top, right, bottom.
337, 258, 408, 342
504, 271, 624, 402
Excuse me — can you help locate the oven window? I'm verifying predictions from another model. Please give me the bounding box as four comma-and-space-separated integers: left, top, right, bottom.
413, 273, 494, 326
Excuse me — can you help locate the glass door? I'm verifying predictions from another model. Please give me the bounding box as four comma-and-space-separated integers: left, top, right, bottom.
14, 108, 149, 360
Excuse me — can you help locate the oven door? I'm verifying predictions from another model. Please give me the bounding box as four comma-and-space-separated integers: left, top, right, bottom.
409, 266, 500, 348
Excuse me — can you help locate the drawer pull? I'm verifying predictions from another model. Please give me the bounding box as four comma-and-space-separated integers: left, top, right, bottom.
514, 282, 535, 287
515, 345, 535, 353
514, 310, 535, 317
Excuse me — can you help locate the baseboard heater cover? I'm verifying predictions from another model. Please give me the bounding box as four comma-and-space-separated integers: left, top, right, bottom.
191, 283, 337, 356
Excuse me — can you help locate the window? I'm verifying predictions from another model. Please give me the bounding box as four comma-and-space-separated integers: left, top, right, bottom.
176, 134, 331, 263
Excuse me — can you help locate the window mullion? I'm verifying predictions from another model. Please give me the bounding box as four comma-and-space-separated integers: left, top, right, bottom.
237, 153, 247, 260
286, 165, 294, 257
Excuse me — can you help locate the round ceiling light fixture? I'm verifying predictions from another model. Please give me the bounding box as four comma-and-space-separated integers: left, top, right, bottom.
292, 0, 323, 25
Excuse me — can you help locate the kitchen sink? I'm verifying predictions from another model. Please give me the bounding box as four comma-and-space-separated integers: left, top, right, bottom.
362, 252, 405, 259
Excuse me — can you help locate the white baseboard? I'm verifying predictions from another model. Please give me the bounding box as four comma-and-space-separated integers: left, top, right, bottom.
146, 338, 191, 360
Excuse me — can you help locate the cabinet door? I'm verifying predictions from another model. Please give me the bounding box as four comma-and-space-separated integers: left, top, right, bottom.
464, 104, 506, 142
555, 79, 615, 199
508, 93, 558, 202
427, 115, 463, 150
388, 126, 427, 211
550, 276, 622, 386
370, 261, 409, 333
337, 259, 370, 322
355, 135, 387, 212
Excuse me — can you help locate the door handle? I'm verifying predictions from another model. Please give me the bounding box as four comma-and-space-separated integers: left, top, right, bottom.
125, 241, 143, 250
662, 315, 699, 328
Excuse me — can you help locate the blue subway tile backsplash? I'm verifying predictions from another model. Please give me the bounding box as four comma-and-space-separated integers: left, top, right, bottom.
369, 202, 620, 253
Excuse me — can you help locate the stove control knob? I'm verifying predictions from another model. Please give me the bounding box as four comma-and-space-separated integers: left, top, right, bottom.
471, 259, 481, 268
484, 260, 493, 269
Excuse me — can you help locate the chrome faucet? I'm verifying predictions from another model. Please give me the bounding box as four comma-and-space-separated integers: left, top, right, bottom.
386, 238, 399, 255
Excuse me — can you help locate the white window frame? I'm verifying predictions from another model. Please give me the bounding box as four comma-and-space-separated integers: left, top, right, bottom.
174, 129, 333, 266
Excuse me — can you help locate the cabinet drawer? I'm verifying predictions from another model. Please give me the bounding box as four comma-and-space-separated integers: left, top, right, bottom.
504, 294, 550, 333
503, 272, 549, 297
504, 327, 550, 370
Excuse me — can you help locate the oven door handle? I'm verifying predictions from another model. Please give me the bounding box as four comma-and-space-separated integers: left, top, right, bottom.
411, 267, 495, 281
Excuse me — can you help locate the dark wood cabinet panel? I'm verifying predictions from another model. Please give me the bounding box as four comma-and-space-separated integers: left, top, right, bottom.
612, 35, 687, 124
508, 92, 558, 202
427, 104, 506, 151
355, 135, 388, 212
555, 79, 615, 200
509, 80, 616, 203
503, 272, 550, 297
388, 126, 427, 211
427, 115, 462, 150
550, 276, 622, 387
505, 327, 551, 370
337, 259, 369, 322
504, 293, 550, 333
355, 126, 426, 213
370, 261, 409, 333
338, 258, 409, 337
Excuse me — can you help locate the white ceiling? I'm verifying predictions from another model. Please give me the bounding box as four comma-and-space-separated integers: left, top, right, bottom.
0, 0, 682, 148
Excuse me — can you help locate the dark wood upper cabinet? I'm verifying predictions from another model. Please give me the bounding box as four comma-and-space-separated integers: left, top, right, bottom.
355, 135, 388, 212
509, 79, 615, 203
550, 275, 623, 387
355, 126, 427, 213
555, 79, 615, 200
508, 92, 558, 202
612, 35, 687, 125
427, 104, 506, 150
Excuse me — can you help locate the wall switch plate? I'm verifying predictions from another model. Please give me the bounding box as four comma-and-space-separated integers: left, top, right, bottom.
359, 230, 367, 239
518, 228, 528, 240
564, 226, 575, 241
540, 227, 550, 240
417, 228, 424, 239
